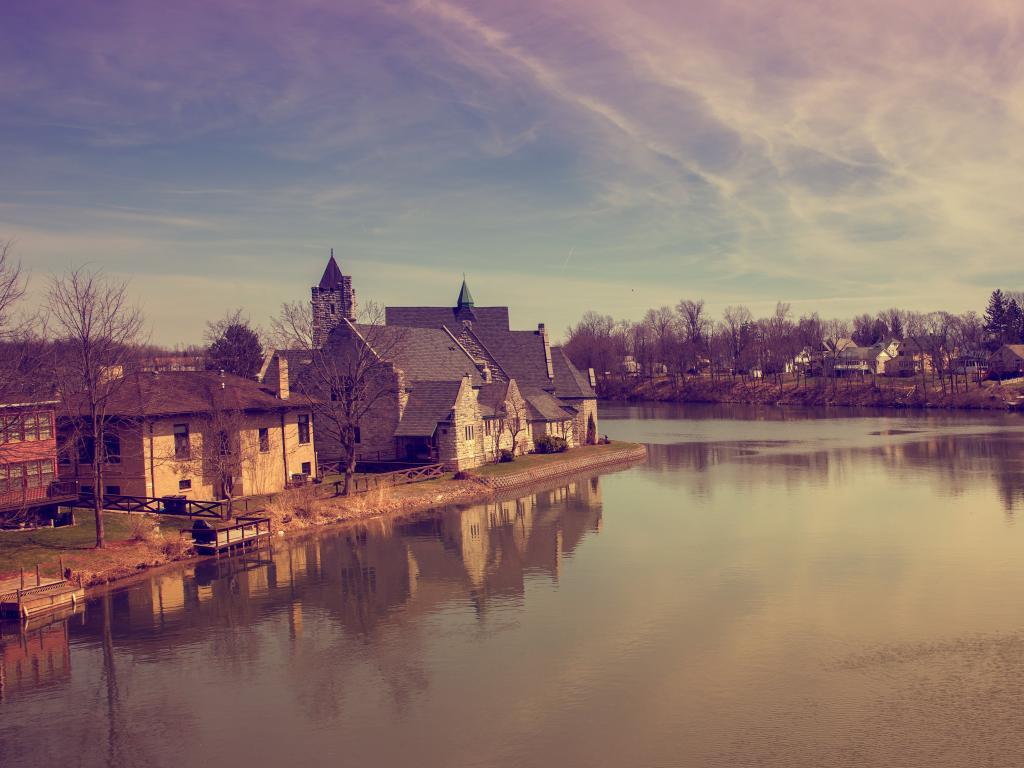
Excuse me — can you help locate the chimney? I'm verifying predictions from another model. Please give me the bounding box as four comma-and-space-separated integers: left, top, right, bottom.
277, 356, 290, 400
538, 323, 554, 380
588, 367, 597, 388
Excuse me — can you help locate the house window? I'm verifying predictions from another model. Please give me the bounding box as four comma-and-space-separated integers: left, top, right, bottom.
329, 303, 336, 315
0, 413, 23, 443
104, 432, 121, 464
179, 479, 192, 491
79, 436, 95, 465
38, 413, 52, 440
354, 426, 361, 444
23, 414, 39, 440
105, 485, 121, 496
218, 430, 231, 456
464, 425, 474, 441
173, 423, 190, 459
484, 420, 492, 437
26, 461, 42, 489
301, 461, 311, 476
258, 427, 270, 453
297, 414, 310, 444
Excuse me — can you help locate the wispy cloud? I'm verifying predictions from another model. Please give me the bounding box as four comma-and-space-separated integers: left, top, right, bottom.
2, 0, 1022, 343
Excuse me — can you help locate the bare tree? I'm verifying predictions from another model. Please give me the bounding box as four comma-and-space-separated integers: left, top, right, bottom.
274, 300, 407, 495
502, 391, 531, 457
48, 268, 146, 547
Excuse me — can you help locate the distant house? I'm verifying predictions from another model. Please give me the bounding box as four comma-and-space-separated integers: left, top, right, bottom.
59, 369, 317, 500
989, 345, 1024, 379
0, 397, 77, 525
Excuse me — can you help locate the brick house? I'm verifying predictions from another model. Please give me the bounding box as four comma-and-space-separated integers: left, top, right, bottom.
0, 398, 77, 524
60, 369, 316, 500
265, 257, 599, 471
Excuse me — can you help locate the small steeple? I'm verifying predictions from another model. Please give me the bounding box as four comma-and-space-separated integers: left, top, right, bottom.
456, 274, 475, 308
319, 249, 345, 290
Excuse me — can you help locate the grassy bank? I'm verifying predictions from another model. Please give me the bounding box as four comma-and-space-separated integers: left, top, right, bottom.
602, 374, 1024, 410
0, 441, 646, 591
0, 512, 194, 583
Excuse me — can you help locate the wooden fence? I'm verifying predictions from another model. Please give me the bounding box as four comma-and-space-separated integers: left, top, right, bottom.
72, 492, 225, 519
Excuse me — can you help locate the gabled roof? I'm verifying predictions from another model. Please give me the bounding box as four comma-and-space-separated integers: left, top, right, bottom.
394, 380, 463, 437
62, 371, 313, 419
522, 388, 574, 422
347, 324, 482, 385
550, 346, 595, 399
471, 329, 553, 390
258, 348, 314, 383
318, 251, 346, 290
476, 380, 511, 417
997, 344, 1024, 359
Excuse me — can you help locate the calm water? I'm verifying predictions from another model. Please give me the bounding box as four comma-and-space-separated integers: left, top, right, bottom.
4, 403, 1024, 767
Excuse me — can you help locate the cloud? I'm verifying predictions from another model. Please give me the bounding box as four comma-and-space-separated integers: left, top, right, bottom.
2, 0, 1022, 343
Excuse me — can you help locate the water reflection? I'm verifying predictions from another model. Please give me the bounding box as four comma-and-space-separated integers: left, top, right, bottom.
626, 404, 1024, 514
7, 405, 1024, 768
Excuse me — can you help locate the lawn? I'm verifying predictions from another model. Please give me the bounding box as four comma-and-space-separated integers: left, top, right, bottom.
0, 512, 193, 578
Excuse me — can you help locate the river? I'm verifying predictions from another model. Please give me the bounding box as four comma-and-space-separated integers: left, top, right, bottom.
3, 403, 1024, 767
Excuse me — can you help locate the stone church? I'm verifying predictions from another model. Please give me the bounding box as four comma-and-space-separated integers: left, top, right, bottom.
263, 253, 598, 471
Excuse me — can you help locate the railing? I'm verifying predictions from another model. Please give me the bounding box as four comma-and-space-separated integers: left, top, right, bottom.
72, 492, 225, 519
47, 480, 79, 499
187, 516, 271, 552
326, 463, 446, 495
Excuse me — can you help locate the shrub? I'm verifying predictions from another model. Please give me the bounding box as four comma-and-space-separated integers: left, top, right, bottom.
453, 470, 474, 480
534, 435, 569, 454
498, 449, 515, 463
128, 515, 159, 543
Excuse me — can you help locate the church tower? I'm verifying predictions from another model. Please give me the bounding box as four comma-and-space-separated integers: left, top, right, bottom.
311, 249, 356, 347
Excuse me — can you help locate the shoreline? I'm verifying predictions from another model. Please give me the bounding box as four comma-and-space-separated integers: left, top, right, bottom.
599, 376, 1024, 411
5, 441, 648, 600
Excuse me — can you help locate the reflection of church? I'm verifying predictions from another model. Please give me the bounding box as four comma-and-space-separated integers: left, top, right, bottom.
66, 476, 604, 646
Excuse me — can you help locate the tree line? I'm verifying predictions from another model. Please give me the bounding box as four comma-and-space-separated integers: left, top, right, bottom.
563, 289, 1024, 388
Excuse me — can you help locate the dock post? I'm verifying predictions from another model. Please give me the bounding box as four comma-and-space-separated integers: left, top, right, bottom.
20, 567, 24, 590
35, 563, 41, 586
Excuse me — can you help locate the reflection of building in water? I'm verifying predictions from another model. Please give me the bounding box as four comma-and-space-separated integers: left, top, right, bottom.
71, 475, 604, 651
0, 620, 71, 700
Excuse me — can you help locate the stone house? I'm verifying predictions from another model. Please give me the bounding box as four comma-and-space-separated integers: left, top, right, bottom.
59, 369, 316, 500
266, 257, 599, 471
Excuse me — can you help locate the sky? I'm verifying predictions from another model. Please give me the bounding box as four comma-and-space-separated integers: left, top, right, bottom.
2, 0, 1023, 345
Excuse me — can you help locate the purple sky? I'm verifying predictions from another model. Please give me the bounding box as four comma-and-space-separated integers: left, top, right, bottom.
3, 0, 1022, 343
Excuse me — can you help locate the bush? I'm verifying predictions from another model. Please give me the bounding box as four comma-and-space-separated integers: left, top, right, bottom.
453, 470, 474, 480
534, 435, 569, 454
498, 449, 515, 463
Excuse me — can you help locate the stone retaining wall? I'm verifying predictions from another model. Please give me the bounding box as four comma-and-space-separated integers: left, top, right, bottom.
484, 443, 648, 493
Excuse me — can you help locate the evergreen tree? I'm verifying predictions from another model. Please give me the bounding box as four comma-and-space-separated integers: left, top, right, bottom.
206, 323, 264, 379
983, 289, 1008, 347
1006, 298, 1024, 344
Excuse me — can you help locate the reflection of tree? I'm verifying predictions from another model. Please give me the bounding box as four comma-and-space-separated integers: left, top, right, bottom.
639, 428, 1024, 515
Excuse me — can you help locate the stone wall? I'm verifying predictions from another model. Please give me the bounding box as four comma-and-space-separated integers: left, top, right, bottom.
311, 279, 356, 348
485, 443, 647, 493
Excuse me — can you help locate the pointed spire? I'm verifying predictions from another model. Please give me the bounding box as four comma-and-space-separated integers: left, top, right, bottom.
319, 249, 345, 290
456, 274, 475, 308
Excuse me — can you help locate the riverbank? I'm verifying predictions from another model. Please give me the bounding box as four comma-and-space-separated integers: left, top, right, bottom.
601, 374, 1024, 410
0, 441, 647, 592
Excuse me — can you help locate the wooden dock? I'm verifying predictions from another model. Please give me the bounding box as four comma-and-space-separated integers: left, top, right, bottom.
188, 516, 272, 555
0, 577, 85, 620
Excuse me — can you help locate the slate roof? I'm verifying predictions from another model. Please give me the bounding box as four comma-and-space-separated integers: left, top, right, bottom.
470, 329, 553, 391
63, 371, 313, 419
476, 381, 511, 417
550, 346, 596, 399
318, 252, 346, 290
522, 388, 574, 422
394, 380, 462, 437
347, 324, 482, 385
385, 306, 511, 335
258, 348, 314, 383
